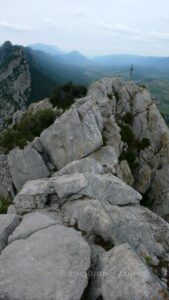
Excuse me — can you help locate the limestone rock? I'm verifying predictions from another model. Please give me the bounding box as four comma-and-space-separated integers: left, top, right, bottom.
62, 199, 169, 260
0, 225, 91, 300
56, 157, 104, 176
0, 42, 31, 130
0, 214, 21, 252
0, 155, 14, 199
150, 164, 169, 221
28, 98, 53, 113
40, 100, 103, 169
11, 109, 25, 127
12, 178, 56, 213
101, 244, 167, 300
116, 160, 134, 186
134, 163, 152, 194
13, 173, 141, 214
8, 212, 60, 243
90, 145, 118, 173
56, 146, 118, 176
8, 146, 50, 191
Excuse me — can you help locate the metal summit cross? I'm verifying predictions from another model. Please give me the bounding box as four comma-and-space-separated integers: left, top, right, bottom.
129, 64, 134, 80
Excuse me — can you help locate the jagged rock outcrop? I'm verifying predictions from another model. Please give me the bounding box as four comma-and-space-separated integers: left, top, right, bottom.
101, 244, 168, 300
0, 218, 91, 300
86, 78, 169, 220
0, 214, 21, 252
0, 42, 31, 129
0, 155, 15, 199
40, 99, 104, 169
8, 146, 50, 191
1, 77, 169, 299
8, 212, 62, 243
62, 198, 169, 261
11, 173, 141, 214
55, 146, 118, 176
28, 98, 53, 113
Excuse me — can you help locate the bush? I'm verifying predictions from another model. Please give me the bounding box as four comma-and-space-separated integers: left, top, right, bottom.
122, 112, 133, 125
139, 84, 146, 89
135, 137, 150, 151
0, 197, 11, 214
119, 148, 137, 167
0, 109, 56, 153
121, 125, 135, 145
107, 93, 112, 100
50, 82, 87, 109
112, 88, 120, 102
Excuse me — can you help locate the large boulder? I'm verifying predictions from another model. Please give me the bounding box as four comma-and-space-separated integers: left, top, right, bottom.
0, 214, 21, 253
12, 173, 141, 214
0, 224, 91, 300
8, 146, 50, 191
101, 244, 168, 300
40, 100, 103, 169
28, 98, 53, 113
8, 212, 61, 243
11, 178, 56, 213
62, 199, 169, 260
150, 164, 169, 221
56, 146, 118, 176
115, 160, 134, 186
0, 154, 14, 199
86, 77, 169, 220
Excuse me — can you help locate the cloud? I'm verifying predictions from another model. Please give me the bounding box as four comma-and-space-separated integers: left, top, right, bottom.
0, 20, 37, 32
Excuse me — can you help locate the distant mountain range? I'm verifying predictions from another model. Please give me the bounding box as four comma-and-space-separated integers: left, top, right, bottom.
29, 43, 169, 71
1, 40, 169, 129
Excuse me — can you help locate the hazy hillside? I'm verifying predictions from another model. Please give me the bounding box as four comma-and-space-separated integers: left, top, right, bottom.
0, 41, 90, 128
28, 43, 64, 56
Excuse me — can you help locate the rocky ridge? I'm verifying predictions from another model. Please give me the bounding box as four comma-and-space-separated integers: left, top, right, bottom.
0, 77, 169, 299
0, 41, 31, 129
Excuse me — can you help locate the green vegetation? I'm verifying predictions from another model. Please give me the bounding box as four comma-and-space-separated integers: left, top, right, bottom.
120, 124, 150, 170
0, 109, 55, 153
144, 256, 153, 266
50, 82, 87, 109
122, 112, 133, 125
135, 138, 151, 151
139, 84, 146, 89
107, 93, 112, 100
112, 88, 120, 102
0, 197, 11, 214
121, 125, 135, 144
141, 189, 154, 208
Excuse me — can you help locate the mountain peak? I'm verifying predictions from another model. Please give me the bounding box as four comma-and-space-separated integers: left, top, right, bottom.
1, 41, 13, 49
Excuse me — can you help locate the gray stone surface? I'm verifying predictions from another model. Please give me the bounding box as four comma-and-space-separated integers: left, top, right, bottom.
62, 199, 169, 260
56, 146, 118, 176
28, 98, 53, 113
0, 225, 91, 300
8, 212, 60, 243
56, 157, 104, 176
13, 173, 141, 214
150, 164, 169, 220
40, 100, 103, 169
8, 146, 50, 191
0, 155, 14, 199
116, 160, 134, 186
101, 244, 167, 300
86, 77, 169, 220
13, 178, 57, 213
0, 42, 31, 130
0, 214, 21, 252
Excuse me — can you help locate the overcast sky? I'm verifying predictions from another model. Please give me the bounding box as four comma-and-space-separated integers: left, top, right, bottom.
0, 0, 169, 56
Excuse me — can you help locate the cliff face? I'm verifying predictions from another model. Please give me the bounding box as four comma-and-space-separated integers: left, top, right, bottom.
0, 42, 31, 129
1, 77, 169, 299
